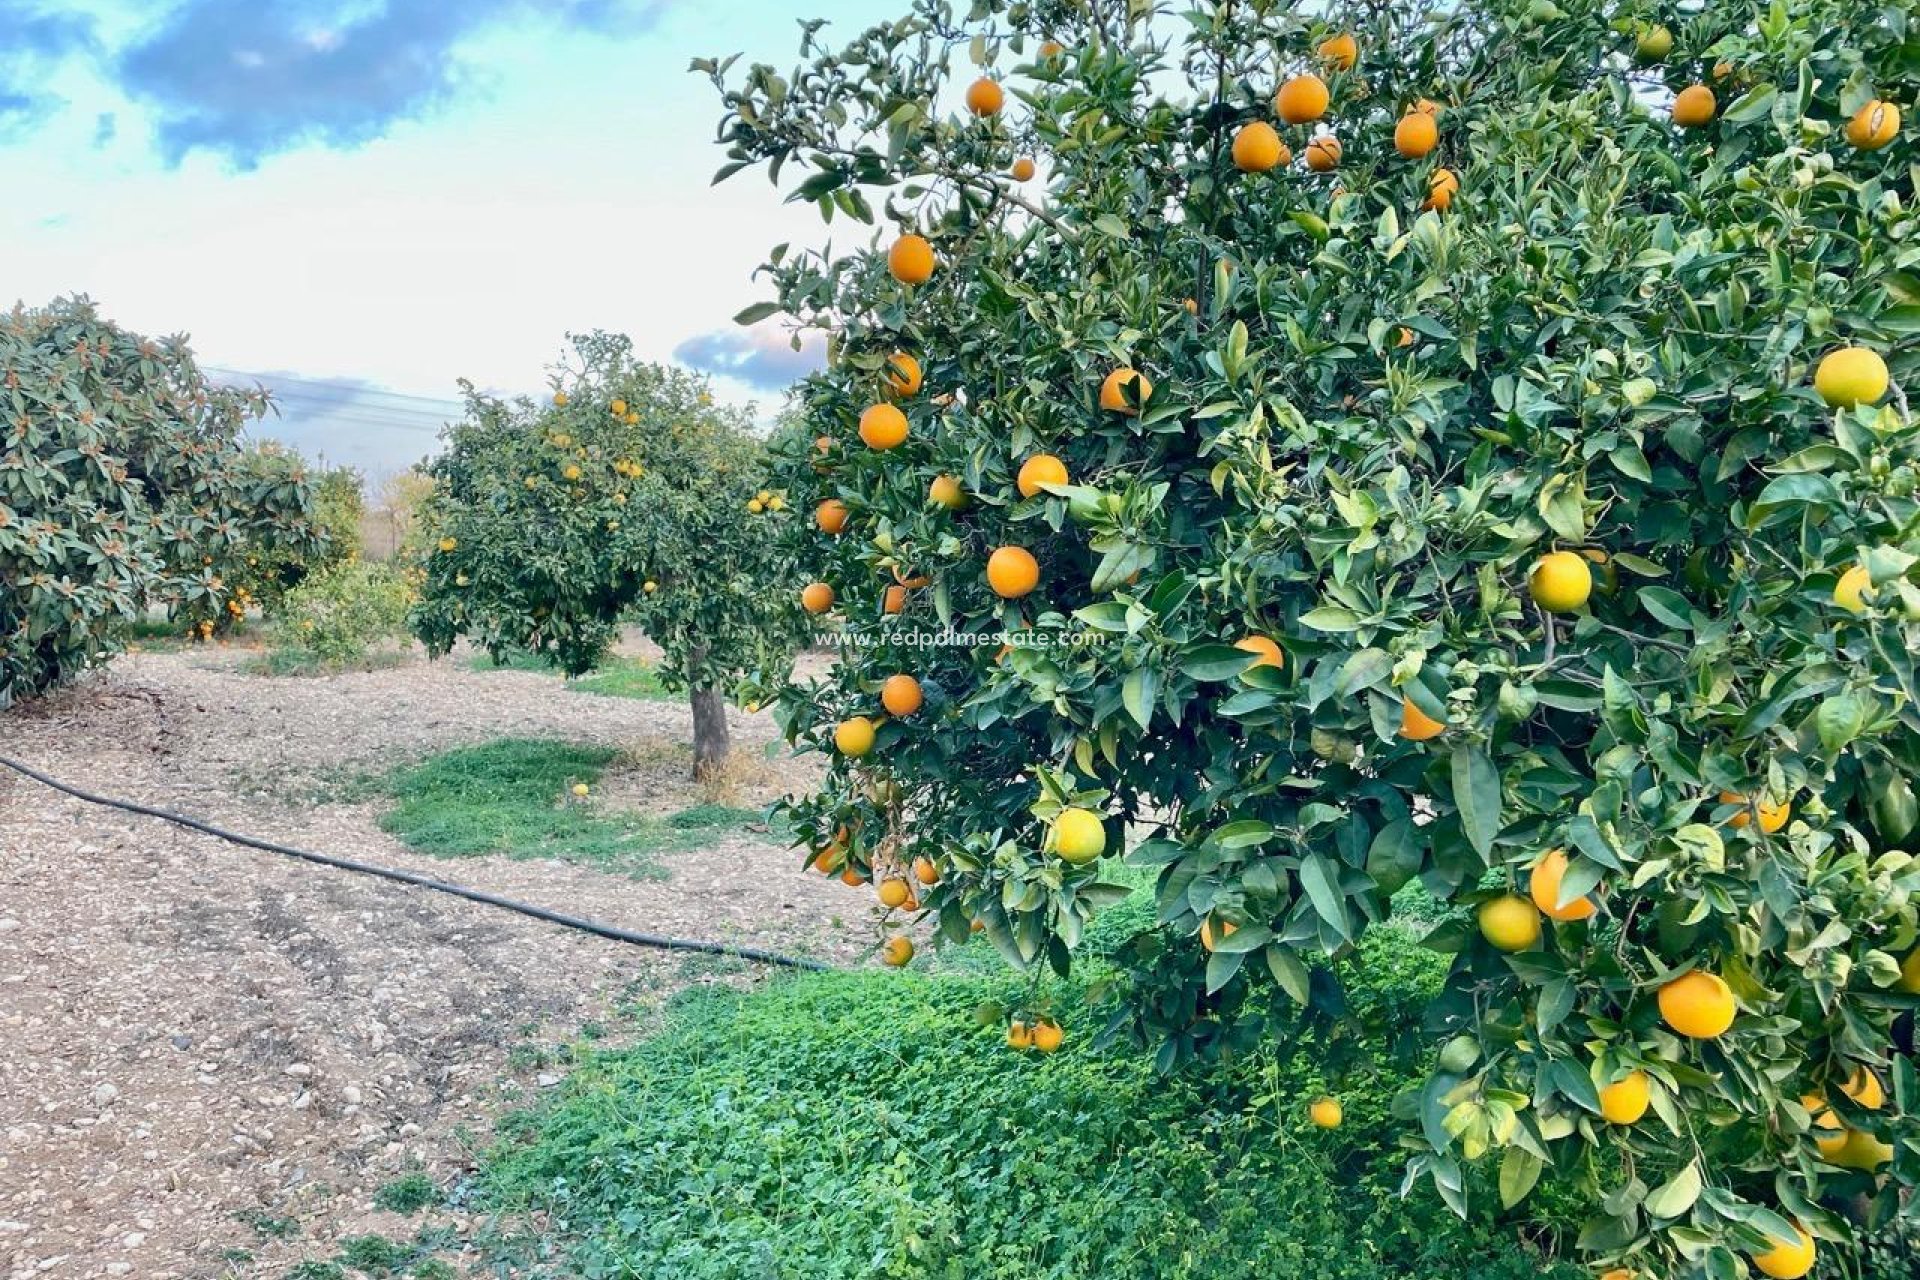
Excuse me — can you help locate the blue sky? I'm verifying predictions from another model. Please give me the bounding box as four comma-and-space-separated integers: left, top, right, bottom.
1, 0, 896, 479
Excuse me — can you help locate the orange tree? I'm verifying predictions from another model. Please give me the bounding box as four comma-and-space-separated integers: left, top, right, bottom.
411, 332, 809, 778
0, 297, 326, 705
706, 0, 1920, 1274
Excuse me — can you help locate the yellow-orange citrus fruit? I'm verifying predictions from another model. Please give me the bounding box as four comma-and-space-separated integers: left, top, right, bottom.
1054, 807, 1107, 864
1011, 156, 1036, 181
1394, 111, 1438, 158
552, 391, 568, 407
880, 935, 915, 967
859, 403, 909, 450
1658, 970, 1736, 1039
1399, 697, 1447, 741
888, 234, 936, 284
1233, 121, 1285, 172
912, 855, 939, 886
1479, 895, 1542, 952
835, 716, 877, 758
840, 866, 866, 887
966, 77, 1004, 117
1530, 550, 1594, 613
1598, 1070, 1650, 1125
1425, 166, 1459, 211
1842, 1066, 1886, 1111
1814, 346, 1889, 408
1200, 918, 1238, 952
1030, 1018, 1064, 1053
1318, 33, 1357, 71
1039, 39, 1064, 59
1529, 849, 1598, 922
816, 498, 849, 534
885, 352, 922, 397
1846, 99, 1900, 150
929, 474, 967, 509
1720, 790, 1790, 834
1007, 1018, 1033, 1049
1834, 564, 1873, 613
877, 877, 911, 909
1634, 24, 1673, 62
1276, 74, 1330, 124
1309, 1096, 1344, 1128
1235, 634, 1285, 672
1100, 366, 1153, 414
1900, 949, 1920, 994
881, 673, 923, 716
882, 583, 908, 615
1672, 84, 1716, 128
1750, 1225, 1815, 1280
1305, 134, 1342, 171
987, 546, 1040, 598
1413, 97, 1442, 118
800, 582, 835, 614
1017, 453, 1069, 497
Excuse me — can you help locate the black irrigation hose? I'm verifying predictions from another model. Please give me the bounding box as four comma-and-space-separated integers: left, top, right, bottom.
0, 754, 833, 973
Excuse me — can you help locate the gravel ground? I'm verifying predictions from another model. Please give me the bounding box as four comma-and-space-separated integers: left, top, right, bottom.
0, 641, 863, 1279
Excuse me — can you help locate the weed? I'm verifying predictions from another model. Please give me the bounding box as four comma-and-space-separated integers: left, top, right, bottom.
373, 1173, 439, 1216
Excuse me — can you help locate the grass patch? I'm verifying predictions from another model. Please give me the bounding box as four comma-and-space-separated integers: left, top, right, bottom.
376, 738, 760, 873
468, 649, 677, 701
243, 647, 413, 678
478, 932, 1582, 1280
373, 1172, 439, 1216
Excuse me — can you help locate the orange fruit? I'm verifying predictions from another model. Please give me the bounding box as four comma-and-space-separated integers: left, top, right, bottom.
928, 474, 968, 509
878, 877, 911, 908
835, 716, 877, 758
888, 234, 936, 284
800, 582, 835, 614
1398, 697, 1447, 741
1235, 634, 1284, 672
1394, 111, 1438, 158
1276, 74, 1330, 124
1038, 40, 1064, 59
1750, 1224, 1815, 1280
880, 935, 915, 967
986, 546, 1040, 598
1305, 134, 1342, 171
912, 855, 939, 885
1671, 84, 1716, 128
1011, 156, 1036, 181
1412, 97, 1442, 117
1016, 453, 1069, 497
816, 498, 849, 535
1031, 1018, 1064, 1053
1530, 550, 1594, 613
1528, 849, 1597, 922
1720, 790, 1790, 834
1309, 1096, 1344, 1128
1232, 121, 1285, 172
840, 867, 866, 887
885, 352, 922, 398
859, 403, 909, 450
882, 584, 908, 615
881, 673, 923, 716
1658, 970, 1736, 1039
1099, 366, 1153, 414
1199, 918, 1238, 952
1006, 1018, 1033, 1050
1318, 33, 1357, 71
1424, 167, 1459, 211
1598, 1070, 1650, 1125
966, 77, 1004, 117
1478, 895, 1541, 951
1815, 346, 1889, 408
1841, 1066, 1886, 1110
1053, 808, 1107, 864
1846, 99, 1900, 150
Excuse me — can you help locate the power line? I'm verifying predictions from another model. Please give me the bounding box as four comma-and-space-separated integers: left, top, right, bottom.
204, 367, 470, 413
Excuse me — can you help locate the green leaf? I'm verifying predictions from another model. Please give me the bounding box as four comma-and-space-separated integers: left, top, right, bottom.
1451, 744, 1502, 859
1264, 944, 1311, 1004
1645, 1162, 1702, 1220
1185, 643, 1257, 682
1299, 851, 1352, 942
733, 301, 783, 326
1300, 606, 1363, 633
1122, 666, 1157, 730
1499, 1147, 1543, 1209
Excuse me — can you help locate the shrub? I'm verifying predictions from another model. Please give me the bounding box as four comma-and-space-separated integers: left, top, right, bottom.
237, 459, 365, 614
0, 297, 326, 703
275, 559, 415, 666
710, 1, 1920, 1273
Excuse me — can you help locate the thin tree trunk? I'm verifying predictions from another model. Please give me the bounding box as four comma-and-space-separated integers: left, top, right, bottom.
689, 683, 730, 782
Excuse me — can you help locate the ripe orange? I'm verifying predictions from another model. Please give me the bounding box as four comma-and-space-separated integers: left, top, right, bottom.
1309, 1096, 1344, 1128
1053, 807, 1107, 864
1814, 346, 1889, 408
1394, 111, 1438, 158
1016, 453, 1069, 497
987, 546, 1040, 598
1720, 790, 1790, 834
1530, 550, 1593, 613
1846, 99, 1900, 150
1899, 948, 1920, 994
1199, 918, 1238, 952
912, 855, 939, 885
1235, 634, 1284, 671
1750, 1224, 1815, 1280
859, 403, 909, 450
1031, 1018, 1064, 1053
966, 77, 1004, 117
881, 673, 923, 716
1232, 121, 1285, 172
878, 877, 911, 908
1398, 697, 1447, 741
880, 935, 915, 967
1528, 849, 1597, 921
841, 866, 867, 887
1841, 1066, 1886, 1110
835, 716, 877, 758
1007, 1018, 1033, 1049
1478, 895, 1541, 951
1425, 167, 1459, 211
1305, 134, 1342, 171
816, 498, 849, 535
1011, 156, 1036, 181
1413, 97, 1442, 118
800, 582, 835, 614
1099, 366, 1153, 414
1276, 74, 1330, 124
929, 474, 968, 509
885, 352, 923, 398
1317, 33, 1357, 71
1658, 970, 1736, 1039
888, 234, 936, 284
1598, 1069, 1650, 1125
882, 584, 908, 615
1671, 84, 1716, 128
1038, 40, 1064, 59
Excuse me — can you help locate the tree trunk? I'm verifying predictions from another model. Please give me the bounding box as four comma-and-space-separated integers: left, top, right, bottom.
689, 683, 731, 782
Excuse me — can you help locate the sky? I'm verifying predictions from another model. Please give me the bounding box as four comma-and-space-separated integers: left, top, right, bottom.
0, 0, 898, 481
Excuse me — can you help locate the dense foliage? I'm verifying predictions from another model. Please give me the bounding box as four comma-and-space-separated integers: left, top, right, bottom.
275, 557, 417, 666
239, 458, 365, 615
710, 0, 1920, 1273
411, 333, 810, 776
0, 296, 325, 704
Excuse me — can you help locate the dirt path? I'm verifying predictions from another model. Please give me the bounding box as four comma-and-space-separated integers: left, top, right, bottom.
0, 644, 856, 1279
